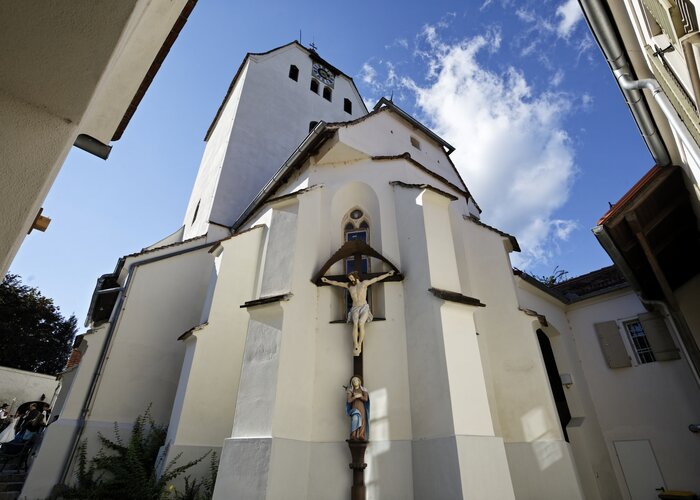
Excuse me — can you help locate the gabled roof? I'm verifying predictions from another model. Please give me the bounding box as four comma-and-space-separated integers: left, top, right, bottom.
204, 41, 368, 141
464, 215, 520, 252
550, 265, 628, 301
514, 265, 629, 304
326, 99, 474, 202
372, 97, 455, 154
231, 116, 477, 231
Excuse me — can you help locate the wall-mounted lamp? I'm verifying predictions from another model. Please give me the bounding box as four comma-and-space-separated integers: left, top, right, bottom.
560, 373, 573, 389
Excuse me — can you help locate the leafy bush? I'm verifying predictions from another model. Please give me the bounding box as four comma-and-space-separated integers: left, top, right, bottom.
173, 452, 218, 500
55, 407, 212, 500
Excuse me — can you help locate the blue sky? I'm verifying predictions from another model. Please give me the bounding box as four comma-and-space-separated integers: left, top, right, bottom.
10, 0, 654, 322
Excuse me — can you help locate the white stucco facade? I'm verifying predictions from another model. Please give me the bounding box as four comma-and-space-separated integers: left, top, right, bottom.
0, 367, 59, 413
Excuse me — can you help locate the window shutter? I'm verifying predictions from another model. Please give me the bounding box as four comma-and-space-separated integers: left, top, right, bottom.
595, 321, 632, 368
639, 313, 681, 361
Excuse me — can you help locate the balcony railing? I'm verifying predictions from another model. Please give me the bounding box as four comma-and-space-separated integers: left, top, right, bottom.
646, 44, 700, 144
641, 0, 687, 46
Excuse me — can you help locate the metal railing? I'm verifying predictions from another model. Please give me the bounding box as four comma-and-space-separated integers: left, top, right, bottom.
642, 0, 685, 45
646, 44, 700, 143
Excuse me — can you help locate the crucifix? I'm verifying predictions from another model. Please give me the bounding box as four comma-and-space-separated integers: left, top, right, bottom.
313, 239, 402, 500
321, 269, 394, 356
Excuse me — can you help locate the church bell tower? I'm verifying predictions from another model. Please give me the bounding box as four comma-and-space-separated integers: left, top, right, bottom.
181, 42, 367, 240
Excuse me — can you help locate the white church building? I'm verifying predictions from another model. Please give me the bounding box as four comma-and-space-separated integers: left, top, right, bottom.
21, 41, 700, 500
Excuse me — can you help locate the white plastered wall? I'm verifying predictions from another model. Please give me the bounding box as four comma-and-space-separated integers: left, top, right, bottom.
336, 110, 466, 192
0, 366, 59, 410
566, 290, 700, 498
516, 282, 623, 500
462, 222, 585, 500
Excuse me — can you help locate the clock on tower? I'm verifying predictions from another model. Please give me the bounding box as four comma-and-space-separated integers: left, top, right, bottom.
312, 62, 335, 88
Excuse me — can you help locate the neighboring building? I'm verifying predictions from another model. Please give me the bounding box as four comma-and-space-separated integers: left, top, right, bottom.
21, 42, 700, 500
0, 0, 197, 276
516, 267, 700, 499
579, 0, 700, 385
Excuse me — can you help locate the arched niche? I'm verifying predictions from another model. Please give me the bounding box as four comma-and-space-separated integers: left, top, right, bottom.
330, 181, 382, 273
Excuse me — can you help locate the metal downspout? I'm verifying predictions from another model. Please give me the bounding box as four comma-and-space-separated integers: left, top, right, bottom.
578, 0, 671, 166
614, 71, 700, 166
57, 241, 215, 487
640, 298, 700, 387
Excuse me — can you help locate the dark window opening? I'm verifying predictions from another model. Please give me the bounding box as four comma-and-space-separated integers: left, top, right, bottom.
309, 121, 318, 132
323, 86, 332, 101
537, 330, 572, 442
192, 201, 200, 224
310, 79, 319, 94
344, 98, 352, 114
288, 65, 299, 81
410, 136, 421, 150
344, 227, 370, 317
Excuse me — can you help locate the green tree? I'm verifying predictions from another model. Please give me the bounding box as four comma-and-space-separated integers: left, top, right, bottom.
0, 273, 77, 375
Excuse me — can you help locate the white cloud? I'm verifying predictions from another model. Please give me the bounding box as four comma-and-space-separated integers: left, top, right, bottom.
386, 62, 398, 87
515, 8, 536, 24
404, 28, 578, 267
550, 69, 565, 86
360, 63, 377, 86
385, 38, 409, 50
556, 0, 584, 38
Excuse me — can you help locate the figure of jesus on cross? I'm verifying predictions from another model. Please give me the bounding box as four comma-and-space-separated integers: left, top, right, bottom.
322, 269, 395, 356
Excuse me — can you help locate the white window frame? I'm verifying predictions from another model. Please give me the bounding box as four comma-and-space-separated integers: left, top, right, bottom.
617, 316, 656, 366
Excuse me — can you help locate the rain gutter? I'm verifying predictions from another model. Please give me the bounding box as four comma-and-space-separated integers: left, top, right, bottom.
578, 0, 670, 166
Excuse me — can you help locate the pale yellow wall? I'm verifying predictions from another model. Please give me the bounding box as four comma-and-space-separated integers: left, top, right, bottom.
89, 247, 214, 425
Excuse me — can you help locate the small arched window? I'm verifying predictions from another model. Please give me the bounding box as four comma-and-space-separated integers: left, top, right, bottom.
344, 98, 352, 114
288, 65, 299, 81
343, 207, 370, 270
342, 207, 371, 313
310, 79, 319, 94
323, 86, 332, 102
309, 121, 318, 132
